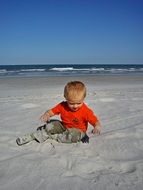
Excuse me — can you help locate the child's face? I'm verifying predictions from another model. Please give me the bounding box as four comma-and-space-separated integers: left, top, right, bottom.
66, 97, 84, 112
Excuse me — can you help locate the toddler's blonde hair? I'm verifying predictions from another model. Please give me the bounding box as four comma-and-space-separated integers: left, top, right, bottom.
64, 81, 86, 100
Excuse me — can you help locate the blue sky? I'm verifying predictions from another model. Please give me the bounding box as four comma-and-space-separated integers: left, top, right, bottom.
0, 0, 143, 65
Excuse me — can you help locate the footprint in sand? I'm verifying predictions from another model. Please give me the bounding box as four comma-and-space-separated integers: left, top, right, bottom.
111, 162, 137, 174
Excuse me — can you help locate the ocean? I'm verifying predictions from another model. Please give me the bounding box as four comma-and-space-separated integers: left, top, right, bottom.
0, 64, 143, 77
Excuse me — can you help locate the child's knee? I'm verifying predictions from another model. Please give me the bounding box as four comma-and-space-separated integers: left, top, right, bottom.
57, 128, 83, 143
45, 120, 65, 134
68, 128, 83, 142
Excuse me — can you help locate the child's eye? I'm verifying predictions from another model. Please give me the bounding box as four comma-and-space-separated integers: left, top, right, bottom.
69, 103, 75, 105
69, 103, 81, 105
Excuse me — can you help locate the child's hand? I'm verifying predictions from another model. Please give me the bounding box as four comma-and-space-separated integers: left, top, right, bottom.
92, 123, 102, 135
40, 112, 50, 122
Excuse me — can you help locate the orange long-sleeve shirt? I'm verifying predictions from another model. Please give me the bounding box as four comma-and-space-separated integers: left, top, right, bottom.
51, 101, 99, 132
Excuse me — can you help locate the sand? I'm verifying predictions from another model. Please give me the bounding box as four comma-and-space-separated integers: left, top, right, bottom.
0, 75, 143, 190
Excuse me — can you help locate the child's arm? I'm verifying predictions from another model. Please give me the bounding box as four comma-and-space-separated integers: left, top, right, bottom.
40, 109, 54, 122
92, 121, 102, 135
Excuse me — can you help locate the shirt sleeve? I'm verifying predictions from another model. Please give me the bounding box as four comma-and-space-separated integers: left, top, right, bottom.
86, 108, 99, 126
51, 102, 63, 115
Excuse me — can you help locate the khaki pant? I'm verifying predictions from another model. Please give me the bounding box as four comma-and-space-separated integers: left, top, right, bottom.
25, 120, 85, 144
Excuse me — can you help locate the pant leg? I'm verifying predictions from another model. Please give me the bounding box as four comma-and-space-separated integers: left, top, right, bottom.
34, 122, 85, 144
56, 128, 85, 143
33, 120, 66, 143
45, 120, 66, 134
16, 121, 85, 145
16, 133, 35, 146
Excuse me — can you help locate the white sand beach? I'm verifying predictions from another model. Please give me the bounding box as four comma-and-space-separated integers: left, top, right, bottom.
0, 75, 143, 190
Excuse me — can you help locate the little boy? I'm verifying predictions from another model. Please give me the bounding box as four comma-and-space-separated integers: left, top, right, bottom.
16, 81, 101, 145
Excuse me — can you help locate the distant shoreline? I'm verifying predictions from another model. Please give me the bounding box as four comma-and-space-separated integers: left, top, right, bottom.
0, 64, 143, 78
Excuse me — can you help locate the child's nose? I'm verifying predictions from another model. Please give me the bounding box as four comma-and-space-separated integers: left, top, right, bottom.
73, 104, 78, 108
